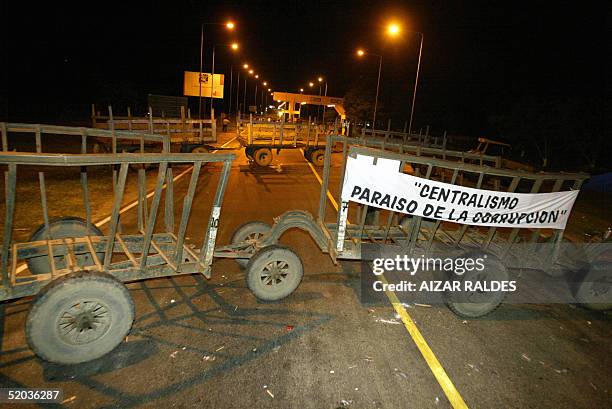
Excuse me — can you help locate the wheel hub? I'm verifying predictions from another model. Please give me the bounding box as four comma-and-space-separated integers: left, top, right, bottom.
261, 261, 289, 285
58, 300, 111, 345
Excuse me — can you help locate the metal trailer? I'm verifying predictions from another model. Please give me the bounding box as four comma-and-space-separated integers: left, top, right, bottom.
91, 104, 217, 152
0, 149, 236, 364
236, 114, 339, 167
215, 135, 610, 318
355, 122, 447, 150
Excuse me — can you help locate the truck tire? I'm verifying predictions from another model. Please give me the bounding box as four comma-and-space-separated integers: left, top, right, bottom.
26, 271, 134, 364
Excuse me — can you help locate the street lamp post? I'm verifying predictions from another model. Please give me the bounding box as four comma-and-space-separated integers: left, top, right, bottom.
357, 49, 383, 130
210, 43, 238, 119
198, 21, 235, 119
408, 32, 423, 134
235, 70, 240, 114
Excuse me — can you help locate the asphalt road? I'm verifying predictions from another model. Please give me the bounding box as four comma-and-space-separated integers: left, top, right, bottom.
0, 130, 610, 408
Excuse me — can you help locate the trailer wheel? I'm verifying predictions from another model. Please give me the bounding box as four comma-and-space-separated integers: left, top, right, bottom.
310, 149, 325, 167
27, 217, 104, 275
230, 221, 271, 268
254, 148, 273, 167
245, 146, 256, 160
191, 145, 209, 154
573, 263, 612, 311
92, 142, 108, 154
246, 245, 303, 301
26, 271, 134, 364
126, 147, 154, 171
444, 252, 508, 318
303, 148, 314, 162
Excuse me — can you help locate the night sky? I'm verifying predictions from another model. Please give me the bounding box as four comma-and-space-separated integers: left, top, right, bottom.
2, 1, 608, 138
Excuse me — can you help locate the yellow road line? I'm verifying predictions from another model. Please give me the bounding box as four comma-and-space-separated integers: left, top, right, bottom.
303, 153, 469, 409
300, 149, 340, 210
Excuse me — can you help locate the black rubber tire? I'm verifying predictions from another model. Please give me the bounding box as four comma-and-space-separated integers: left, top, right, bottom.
246, 245, 303, 301
303, 148, 314, 162
310, 149, 325, 167
245, 146, 256, 160
230, 221, 271, 268
27, 217, 104, 275
444, 252, 509, 318
573, 263, 612, 311
254, 148, 273, 167
26, 271, 134, 364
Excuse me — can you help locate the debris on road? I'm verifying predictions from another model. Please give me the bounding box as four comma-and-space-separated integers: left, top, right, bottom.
330, 370, 335, 374
521, 353, 531, 362
215, 345, 225, 352
62, 396, 76, 405
414, 303, 431, 308
339, 399, 353, 407
364, 356, 373, 362
202, 355, 216, 362
375, 318, 400, 325
170, 351, 178, 358
170, 299, 176, 304
554, 368, 568, 374
266, 389, 275, 398
286, 325, 294, 331
435, 396, 440, 405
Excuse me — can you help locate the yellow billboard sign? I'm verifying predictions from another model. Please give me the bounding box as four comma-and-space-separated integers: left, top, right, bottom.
183, 71, 224, 99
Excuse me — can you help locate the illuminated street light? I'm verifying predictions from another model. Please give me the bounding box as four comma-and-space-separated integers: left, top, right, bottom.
267, 88, 271, 92
231, 43, 239, 50
243, 63, 249, 69
299, 88, 304, 92
263, 81, 267, 86
249, 69, 253, 74
309, 82, 314, 87
255, 74, 259, 79
356, 49, 365, 56
318, 77, 323, 82
387, 22, 400, 36
226, 21, 235, 30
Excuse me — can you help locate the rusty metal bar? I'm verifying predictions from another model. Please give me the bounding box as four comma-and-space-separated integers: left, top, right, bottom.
140, 162, 169, 269
1, 164, 17, 287
174, 161, 202, 266
103, 163, 129, 269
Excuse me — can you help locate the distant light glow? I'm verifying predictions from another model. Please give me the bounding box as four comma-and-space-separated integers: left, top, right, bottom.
309, 82, 314, 87
263, 81, 267, 86
255, 74, 259, 79
226, 22, 235, 29
357, 49, 365, 56
231, 43, 239, 50
249, 69, 254, 74
318, 77, 323, 82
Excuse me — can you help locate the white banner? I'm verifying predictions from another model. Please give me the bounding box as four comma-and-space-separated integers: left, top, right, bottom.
340, 155, 579, 229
